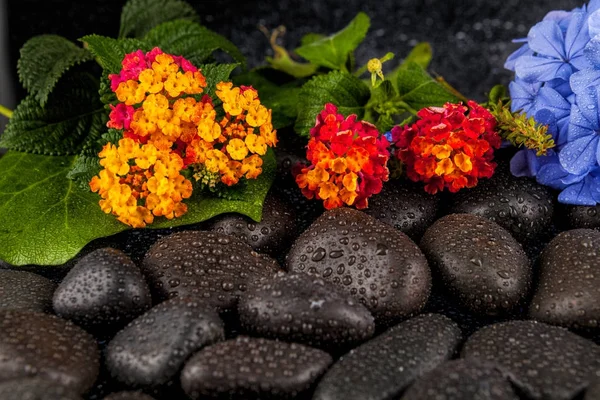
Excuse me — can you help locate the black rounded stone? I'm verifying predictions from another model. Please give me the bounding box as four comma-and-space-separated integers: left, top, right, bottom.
102, 391, 156, 400
461, 320, 600, 400
0, 270, 55, 313
449, 165, 554, 244
529, 229, 600, 331
420, 213, 531, 316
362, 179, 440, 241
0, 377, 83, 400
0, 310, 99, 394
53, 248, 152, 332
563, 204, 600, 230
180, 336, 332, 400
585, 380, 600, 400
238, 272, 375, 349
312, 313, 462, 400
401, 359, 518, 400
286, 208, 431, 326
141, 231, 281, 311
105, 297, 224, 388
209, 191, 298, 258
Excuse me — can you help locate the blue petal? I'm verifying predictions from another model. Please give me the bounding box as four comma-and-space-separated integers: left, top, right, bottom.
515, 56, 573, 83
509, 79, 540, 114
528, 20, 566, 59
584, 34, 600, 68
588, 9, 600, 37
504, 44, 533, 71
534, 86, 571, 119
559, 135, 599, 174
547, 77, 574, 99
570, 69, 600, 95
571, 88, 600, 129
565, 11, 589, 60
558, 179, 597, 205
510, 149, 539, 177
537, 159, 571, 189
589, 0, 600, 17
544, 10, 573, 32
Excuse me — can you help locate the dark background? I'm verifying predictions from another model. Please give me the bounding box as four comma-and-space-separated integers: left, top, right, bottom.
0, 0, 583, 128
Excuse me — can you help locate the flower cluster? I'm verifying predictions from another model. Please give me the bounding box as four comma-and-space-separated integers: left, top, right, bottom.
90, 48, 276, 227
506, 0, 600, 204
390, 101, 501, 194
295, 103, 390, 209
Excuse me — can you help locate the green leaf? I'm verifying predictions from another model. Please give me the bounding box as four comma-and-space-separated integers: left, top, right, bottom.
199, 63, 239, 98
81, 35, 149, 75
488, 84, 507, 104
17, 35, 94, 107
0, 72, 107, 156
0, 148, 276, 266
144, 20, 245, 67
295, 12, 370, 71
295, 71, 370, 137
300, 33, 325, 46
233, 70, 301, 129
400, 42, 432, 70
119, 0, 199, 39
397, 62, 460, 110
364, 79, 401, 132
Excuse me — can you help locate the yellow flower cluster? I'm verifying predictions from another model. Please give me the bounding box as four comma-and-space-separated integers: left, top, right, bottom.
90, 48, 277, 228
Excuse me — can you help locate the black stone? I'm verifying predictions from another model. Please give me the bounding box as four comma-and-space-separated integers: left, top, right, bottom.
238, 271, 375, 350
420, 213, 531, 316
585, 380, 600, 400
103, 392, 156, 400
0, 377, 83, 400
180, 336, 332, 400
401, 359, 518, 400
53, 248, 152, 332
105, 297, 224, 388
286, 208, 431, 326
209, 191, 297, 258
563, 204, 600, 231
312, 313, 462, 400
141, 231, 281, 311
449, 165, 555, 244
362, 179, 440, 241
0, 270, 55, 313
0, 310, 99, 394
529, 229, 600, 331
461, 320, 600, 400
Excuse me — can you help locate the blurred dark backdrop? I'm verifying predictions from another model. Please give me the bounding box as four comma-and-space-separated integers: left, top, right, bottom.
0, 0, 584, 120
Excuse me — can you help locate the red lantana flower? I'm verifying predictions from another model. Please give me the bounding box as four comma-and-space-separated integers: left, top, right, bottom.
391, 101, 501, 194
295, 103, 390, 209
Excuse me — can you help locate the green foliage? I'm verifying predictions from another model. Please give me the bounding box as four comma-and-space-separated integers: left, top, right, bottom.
198, 63, 239, 98
295, 12, 370, 71
364, 79, 402, 132
396, 62, 460, 110
81, 35, 149, 74
0, 72, 107, 156
488, 84, 508, 104
0, 148, 276, 266
17, 35, 94, 107
144, 20, 246, 67
119, 0, 199, 39
300, 33, 325, 46
295, 71, 370, 137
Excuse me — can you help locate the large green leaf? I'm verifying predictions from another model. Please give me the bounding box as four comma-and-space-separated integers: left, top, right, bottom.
144, 20, 245, 67
80, 35, 149, 75
0, 73, 107, 156
295, 71, 370, 137
295, 12, 370, 71
0, 149, 276, 266
397, 62, 460, 110
119, 0, 199, 39
17, 35, 94, 107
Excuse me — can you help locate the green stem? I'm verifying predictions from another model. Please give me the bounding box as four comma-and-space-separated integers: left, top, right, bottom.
0, 105, 13, 119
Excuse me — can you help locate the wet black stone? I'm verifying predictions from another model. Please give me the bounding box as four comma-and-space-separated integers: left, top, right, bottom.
461, 320, 600, 400
238, 271, 375, 350
141, 231, 281, 311
585, 380, 600, 400
180, 336, 332, 400
209, 191, 297, 259
286, 208, 431, 326
529, 229, 600, 331
103, 391, 156, 400
105, 297, 224, 388
0, 310, 99, 394
312, 313, 462, 400
449, 165, 555, 244
402, 359, 518, 400
420, 213, 531, 316
362, 179, 440, 241
0, 377, 83, 400
0, 270, 55, 313
563, 204, 600, 231
53, 248, 152, 332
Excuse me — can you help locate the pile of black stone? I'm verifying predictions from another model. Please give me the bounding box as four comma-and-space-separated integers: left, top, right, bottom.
1, 138, 600, 399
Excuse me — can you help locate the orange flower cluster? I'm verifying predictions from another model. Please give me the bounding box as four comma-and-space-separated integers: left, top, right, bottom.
295, 103, 390, 209
391, 101, 501, 194
90, 48, 276, 227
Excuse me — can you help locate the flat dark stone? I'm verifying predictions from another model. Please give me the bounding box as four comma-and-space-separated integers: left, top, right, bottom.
0, 270, 55, 313
0, 377, 83, 400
